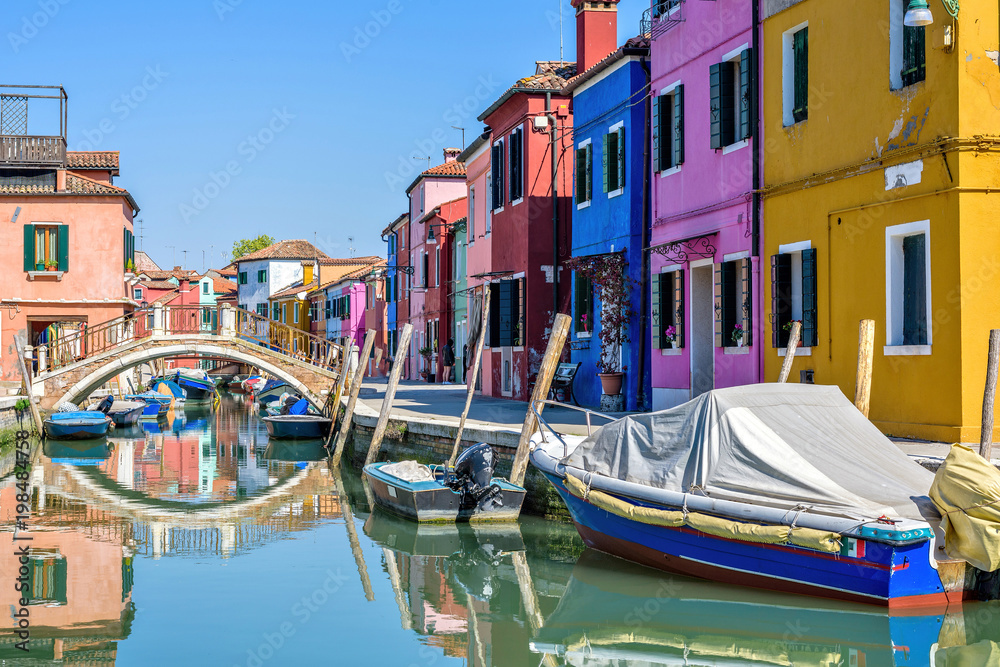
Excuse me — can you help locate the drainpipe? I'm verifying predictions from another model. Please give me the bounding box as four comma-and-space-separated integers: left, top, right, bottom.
752, 0, 763, 383
638, 56, 652, 411
546, 92, 559, 329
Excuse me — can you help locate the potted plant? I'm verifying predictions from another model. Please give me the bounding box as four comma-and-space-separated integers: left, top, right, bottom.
125, 258, 135, 275
565, 254, 639, 397
44, 260, 58, 272
418, 345, 435, 382
731, 324, 745, 347
664, 325, 677, 349
783, 319, 803, 345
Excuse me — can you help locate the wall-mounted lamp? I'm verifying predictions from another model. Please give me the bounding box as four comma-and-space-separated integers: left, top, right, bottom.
904, 0, 959, 27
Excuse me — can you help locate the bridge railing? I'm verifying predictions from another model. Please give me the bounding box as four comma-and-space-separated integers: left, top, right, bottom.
29, 304, 343, 377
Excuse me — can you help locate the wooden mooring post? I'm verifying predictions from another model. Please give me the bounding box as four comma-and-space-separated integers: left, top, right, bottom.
980, 329, 1000, 459
510, 313, 571, 488
331, 329, 377, 466
13, 338, 44, 435
365, 323, 413, 467
448, 289, 491, 468
855, 319, 876, 418
777, 321, 801, 384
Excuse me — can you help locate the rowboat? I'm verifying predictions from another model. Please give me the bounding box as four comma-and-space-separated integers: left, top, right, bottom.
151, 378, 186, 406
105, 400, 146, 426
155, 369, 216, 402
262, 415, 331, 439
529, 384, 961, 608
254, 380, 290, 406
363, 443, 526, 523
44, 411, 112, 440
124, 392, 171, 419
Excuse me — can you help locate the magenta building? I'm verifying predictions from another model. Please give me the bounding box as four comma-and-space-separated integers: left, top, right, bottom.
647, 0, 761, 410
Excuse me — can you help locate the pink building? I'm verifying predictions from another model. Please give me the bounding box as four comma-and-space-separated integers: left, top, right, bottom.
404, 149, 467, 381
647, 0, 761, 410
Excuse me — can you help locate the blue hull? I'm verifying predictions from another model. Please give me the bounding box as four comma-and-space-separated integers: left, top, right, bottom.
542, 471, 949, 608
44, 417, 110, 441
175, 377, 215, 402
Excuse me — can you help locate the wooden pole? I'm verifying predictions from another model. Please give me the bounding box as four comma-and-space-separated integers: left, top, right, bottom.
980, 329, 1000, 459
855, 319, 876, 417
373, 347, 383, 376
777, 321, 802, 383
448, 289, 491, 468
13, 339, 44, 435
331, 330, 377, 465
331, 469, 374, 602
365, 323, 413, 467
510, 313, 571, 487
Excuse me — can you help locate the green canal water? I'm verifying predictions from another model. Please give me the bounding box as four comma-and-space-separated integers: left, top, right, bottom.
4, 394, 1000, 666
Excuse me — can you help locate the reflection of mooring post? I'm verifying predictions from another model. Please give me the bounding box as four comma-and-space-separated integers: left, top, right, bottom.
220, 523, 237, 558
151, 521, 166, 559
511, 551, 543, 633
332, 470, 374, 601
382, 548, 411, 630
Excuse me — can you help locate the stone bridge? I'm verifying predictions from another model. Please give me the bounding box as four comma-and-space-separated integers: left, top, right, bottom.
27, 304, 343, 410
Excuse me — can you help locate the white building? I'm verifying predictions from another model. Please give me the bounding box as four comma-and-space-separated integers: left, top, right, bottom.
231, 240, 329, 316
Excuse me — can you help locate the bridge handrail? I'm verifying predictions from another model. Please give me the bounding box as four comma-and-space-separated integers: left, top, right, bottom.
231, 306, 342, 372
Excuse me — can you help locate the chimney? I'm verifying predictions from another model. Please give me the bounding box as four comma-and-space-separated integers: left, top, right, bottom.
303, 261, 314, 285
571, 0, 621, 74
56, 169, 67, 192
443, 147, 462, 163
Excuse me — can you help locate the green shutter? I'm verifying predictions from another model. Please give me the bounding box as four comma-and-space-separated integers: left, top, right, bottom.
801, 248, 818, 347
710, 63, 723, 149
585, 144, 593, 202
902, 235, 927, 345
711, 62, 736, 148
576, 148, 587, 203
673, 270, 685, 348
652, 95, 662, 171
673, 85, 684, 166
651, 271, 662, 348
739, 48, 754, 140
123, 227, 128, 270
23, 224, 35, 272
714, 264, 725, 347
740, 257, 753, 347
601, 133, 610, 193
617, 126, 626, 190
57, 224, 69, 271
488, 283, 501, 347
771, 254, 792, 347
793, 27, 809, 122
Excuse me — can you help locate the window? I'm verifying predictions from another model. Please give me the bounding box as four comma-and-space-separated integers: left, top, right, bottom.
771, 244, 818, 348
574, 272, 594, 335
202, 281, 210, 294
293, 303, 299, 324
257, 269, 267, 283
490, 140, 505, 211
123, 227, 135, 271
653, 86, 684, 172
310, 301, 319, 322
468, 186, 476, 242
420, 184, 425, 215
22, 223, 67, 272
238, 272, 248, 285
435, 247, 441, 287
783, 24, 809, 125
509, 127, 524, 203
575, 141, 593, 207
202, 308, 214, 326
422, 252, 429, 288
325, 299, 332, 319
485, 178, 493, 235
25, 552, 67, 606
652, 270, 685, 349
892, 0, 926, 88
886, 221, 931, 350
272, 302, 280, 321
603, 125, 625, 195
488, 279, 525, 347
134, 287, 144, 301
714, 258, 753, 348
710, 48, 754, 150
651, 0, 680, 18
257, 303, 268, 317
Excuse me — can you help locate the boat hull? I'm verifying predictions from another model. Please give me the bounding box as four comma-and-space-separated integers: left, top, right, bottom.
109, 405, 144, 426
541, 471, 949, 608
43, 418, 111, 441
263, 416, 331, 439
364, 463, 526, 523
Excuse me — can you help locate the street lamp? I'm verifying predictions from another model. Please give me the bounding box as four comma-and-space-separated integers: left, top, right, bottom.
903, 0, 933, 26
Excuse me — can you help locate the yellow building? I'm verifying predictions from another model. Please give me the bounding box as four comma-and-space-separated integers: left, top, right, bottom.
762, 0, 1000, 442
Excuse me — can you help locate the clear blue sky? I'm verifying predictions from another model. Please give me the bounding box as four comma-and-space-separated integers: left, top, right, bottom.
7, 0, 647, 271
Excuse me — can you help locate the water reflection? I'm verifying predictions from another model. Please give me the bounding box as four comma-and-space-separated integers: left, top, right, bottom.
3, 394, 1000, 665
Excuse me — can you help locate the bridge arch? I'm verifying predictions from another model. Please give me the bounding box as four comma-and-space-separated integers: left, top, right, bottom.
50, 341, 333, 410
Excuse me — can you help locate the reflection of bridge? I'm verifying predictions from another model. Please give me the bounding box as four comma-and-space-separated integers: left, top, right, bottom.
24, 304, 344, 410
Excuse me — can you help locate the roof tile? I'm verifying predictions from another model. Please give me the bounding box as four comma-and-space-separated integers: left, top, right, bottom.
66, 151, 120, 171
234, 240, 330, 262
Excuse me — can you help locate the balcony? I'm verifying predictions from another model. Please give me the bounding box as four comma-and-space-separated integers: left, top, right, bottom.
641, 1, 685, 40
0, 135, 66, 166
0, 84, 68, 168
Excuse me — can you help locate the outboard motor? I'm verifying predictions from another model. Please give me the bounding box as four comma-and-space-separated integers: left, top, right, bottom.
445, 442, 503, 511
96, 395, 115, 414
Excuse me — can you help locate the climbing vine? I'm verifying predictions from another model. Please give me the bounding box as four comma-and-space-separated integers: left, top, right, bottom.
564, 253, 638, 374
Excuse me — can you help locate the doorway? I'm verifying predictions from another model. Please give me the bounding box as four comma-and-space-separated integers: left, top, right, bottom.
690, 264, 714, 398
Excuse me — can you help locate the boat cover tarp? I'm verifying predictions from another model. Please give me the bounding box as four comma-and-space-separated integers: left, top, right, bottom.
381, 460, 435, 483
929, 444, 1000, 571
563, 384, 937, 522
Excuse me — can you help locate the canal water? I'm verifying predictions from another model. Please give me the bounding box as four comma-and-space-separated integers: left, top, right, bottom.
3, 394, 1000, 666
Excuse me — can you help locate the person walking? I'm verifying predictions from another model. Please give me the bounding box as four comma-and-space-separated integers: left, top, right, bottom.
441, 338, 455, 385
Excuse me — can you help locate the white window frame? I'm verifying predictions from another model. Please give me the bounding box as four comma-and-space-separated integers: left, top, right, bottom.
657, 80, 683, 177
468, 185, 476, 244
510, 125, 524, 207
491, 137, 505, 214
435, 247, 441, 287
134, 287, 143, 301
888, 0, 906, 91
721, 43, 750, 154
885, 220, 932, 355
576, 137, 592, 210
607, 121, 625, 199
782, 21, 809, 127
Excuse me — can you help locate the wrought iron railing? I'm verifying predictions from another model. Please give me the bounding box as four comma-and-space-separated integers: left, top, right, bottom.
640, 1, 684, 40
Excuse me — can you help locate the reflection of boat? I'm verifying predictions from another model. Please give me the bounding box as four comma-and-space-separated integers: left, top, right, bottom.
364, 443, 526, 523
263, 439, 328, 462
263, 415, 331, 439
364, 506, 527, 557
44, 412, 112, 440
106, 400, 145, 426
44, 438, 113, 461
530, 385, 950, 607
531, 550, 948, 667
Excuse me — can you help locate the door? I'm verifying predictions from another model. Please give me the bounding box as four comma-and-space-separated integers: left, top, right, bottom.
691, 264, 715, 398
501, 347, 513, 397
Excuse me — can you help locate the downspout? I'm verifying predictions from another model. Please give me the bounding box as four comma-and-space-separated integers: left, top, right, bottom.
638, 56, 652, 411
547, 92, 559, 328
751, 0, 763, 383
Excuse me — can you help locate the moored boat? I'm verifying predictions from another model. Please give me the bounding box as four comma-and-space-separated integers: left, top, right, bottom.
44, 411, 112, 440
151, 378, 186, 406
262, 414, 331, 439
363, 443, 526, 523
255, 379, 291, 406
105, 400, 146, 426
529, 384, 960, 608
124, 392, 171, 419
159, 369, 216, 402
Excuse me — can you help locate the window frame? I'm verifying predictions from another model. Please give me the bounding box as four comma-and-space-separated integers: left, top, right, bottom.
885, 220, 932, 355
257, 269, 267, 283
782, 22, 809, 126
575, 138, 593, 209
654, 81, 684, 175
509, 126, 524, 205
490, 138, 505, 213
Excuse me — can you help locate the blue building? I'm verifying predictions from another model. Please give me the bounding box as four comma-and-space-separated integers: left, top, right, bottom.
564, 36, 651, 412
381, 212, 408, 360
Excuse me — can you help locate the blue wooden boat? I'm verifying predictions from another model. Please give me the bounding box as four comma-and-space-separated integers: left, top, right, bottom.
255, 379, 290, 406
124, 392, 171, 419
44, 412, 112, 440
170, 368, 216, 402
150, 378, 186, 405
530, 385, 963, 608
262, 415, 331, 439
106, 400, 145, 426
363, 443, 526, 523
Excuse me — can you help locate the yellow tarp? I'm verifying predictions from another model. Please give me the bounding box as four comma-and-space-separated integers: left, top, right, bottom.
564, 474, 841, 554
930, 444, 1000, 572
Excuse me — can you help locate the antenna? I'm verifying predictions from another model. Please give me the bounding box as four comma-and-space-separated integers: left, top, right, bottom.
348, 236, 356, 258
182, 250, 188, 268
559, 0, 564, 62
137, 218, 144, 252
451, 126, 466, 150
413, 155, 431, 171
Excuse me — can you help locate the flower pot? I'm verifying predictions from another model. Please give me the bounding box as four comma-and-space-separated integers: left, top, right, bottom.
598, 372, 625, 396
45, 265, 58, 272
35, 262, 44, 271
736, 338, 744, 348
